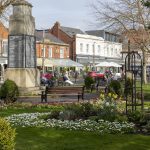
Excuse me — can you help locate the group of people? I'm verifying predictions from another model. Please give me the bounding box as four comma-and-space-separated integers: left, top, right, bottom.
41, 70, 79, 87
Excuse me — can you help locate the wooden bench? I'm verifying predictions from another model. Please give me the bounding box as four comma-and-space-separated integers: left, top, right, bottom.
41, 86, 85, 102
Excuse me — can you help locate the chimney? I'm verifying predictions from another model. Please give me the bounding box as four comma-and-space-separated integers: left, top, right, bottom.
51, 21, 60, 38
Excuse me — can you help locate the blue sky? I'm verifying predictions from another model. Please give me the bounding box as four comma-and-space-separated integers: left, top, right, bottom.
28, 0, 96, 31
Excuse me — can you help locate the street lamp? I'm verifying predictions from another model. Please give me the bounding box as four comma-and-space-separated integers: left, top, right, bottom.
92, 42, 96, 71
42, 29, 45, 74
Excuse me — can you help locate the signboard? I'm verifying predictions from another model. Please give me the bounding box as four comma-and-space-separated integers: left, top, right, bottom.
25, 36, 36, 68
8, 35, 24, 68
8, 35, 36, 68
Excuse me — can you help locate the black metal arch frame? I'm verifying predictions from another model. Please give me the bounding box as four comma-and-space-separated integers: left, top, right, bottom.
124, 51, 143, 113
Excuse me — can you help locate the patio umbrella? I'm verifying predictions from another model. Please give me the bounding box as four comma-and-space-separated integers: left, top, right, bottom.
109, 62, 122, 67
95, 61, 112, 67
51, 59, 84, 67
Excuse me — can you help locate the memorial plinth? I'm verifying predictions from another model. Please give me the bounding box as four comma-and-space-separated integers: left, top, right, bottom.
5, 0, 40, 94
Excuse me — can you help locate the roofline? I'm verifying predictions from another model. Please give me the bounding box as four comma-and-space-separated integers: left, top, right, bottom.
36, 41, 69, 47
59, 28, 73, 38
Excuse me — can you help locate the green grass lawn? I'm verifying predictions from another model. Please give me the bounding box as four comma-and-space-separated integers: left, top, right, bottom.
0, 107, 51, 117
1, 104, 150, 150
15, 127, 150, 150
136, 82, 150, 100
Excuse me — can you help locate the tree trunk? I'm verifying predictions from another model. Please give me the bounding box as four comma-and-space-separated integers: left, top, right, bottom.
142, 50, 147, 84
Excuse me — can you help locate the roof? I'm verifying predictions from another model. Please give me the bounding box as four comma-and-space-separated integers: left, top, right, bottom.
35, 30, 67, 45
86, 30, 104, 37
86, 30, 120, 36
60, 26, 85, 37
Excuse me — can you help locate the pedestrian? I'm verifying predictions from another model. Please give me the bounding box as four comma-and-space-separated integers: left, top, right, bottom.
74, 71, 79, 83
63, 72, 74, 85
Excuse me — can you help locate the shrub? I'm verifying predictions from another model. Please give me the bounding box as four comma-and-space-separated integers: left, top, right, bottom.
59, 110, 77, 121
97, 93, 120, 121
84, 76, 95, 89
80, 102, 97, 118
127, 110, 145, 123
0, 118, 16, 150
0, 79, 19, 103
108, 80, 122, 96
62, 103, 97, 120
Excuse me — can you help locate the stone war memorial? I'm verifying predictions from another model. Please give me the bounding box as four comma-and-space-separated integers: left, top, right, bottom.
5, 0, 40, 93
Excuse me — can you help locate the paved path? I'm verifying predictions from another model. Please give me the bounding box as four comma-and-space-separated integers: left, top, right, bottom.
18, 92, 99, 104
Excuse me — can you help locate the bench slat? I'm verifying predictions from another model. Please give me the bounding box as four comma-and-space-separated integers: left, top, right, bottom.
41, 86, 85, 103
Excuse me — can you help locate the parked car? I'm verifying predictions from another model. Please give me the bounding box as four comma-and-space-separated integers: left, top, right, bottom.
87, 71, 97, 78
95, 71, 105, 78
87, 71, 105, 79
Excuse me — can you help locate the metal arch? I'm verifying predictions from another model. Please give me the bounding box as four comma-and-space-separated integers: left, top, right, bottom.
124, 51, 143, 114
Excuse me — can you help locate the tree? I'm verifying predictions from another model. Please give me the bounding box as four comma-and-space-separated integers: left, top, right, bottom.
143, 0, 150, 7
91, 0, 150, 84
0, 0, 16, 21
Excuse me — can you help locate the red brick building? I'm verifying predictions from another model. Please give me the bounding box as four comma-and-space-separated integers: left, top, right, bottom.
36, 30, 69, 59
0, 22, 8, 56
50, 22, 85, 61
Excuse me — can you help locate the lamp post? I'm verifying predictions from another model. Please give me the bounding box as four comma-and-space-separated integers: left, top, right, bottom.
42, 29, 45, 74
92, 42, 96, 71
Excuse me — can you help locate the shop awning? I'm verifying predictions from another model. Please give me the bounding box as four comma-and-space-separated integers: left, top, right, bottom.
37, 58, 83, 67
51, 59, 84, 67
37, 58, 53, 67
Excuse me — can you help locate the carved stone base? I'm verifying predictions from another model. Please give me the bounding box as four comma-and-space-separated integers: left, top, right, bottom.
5, 68, 40, 88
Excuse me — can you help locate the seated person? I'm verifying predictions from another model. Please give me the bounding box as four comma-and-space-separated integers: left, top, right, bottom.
41, 76, 53, 87
63, 73, 74, 85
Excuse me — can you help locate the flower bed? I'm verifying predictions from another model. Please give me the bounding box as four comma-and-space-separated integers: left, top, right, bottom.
6, 112, 135, 134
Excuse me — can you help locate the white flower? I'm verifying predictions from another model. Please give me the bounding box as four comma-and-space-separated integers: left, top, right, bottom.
105, 102, 110, 106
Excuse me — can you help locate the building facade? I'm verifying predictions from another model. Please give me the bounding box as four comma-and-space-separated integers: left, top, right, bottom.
0, 22, 8, 82
36, 30, 69, 59
75, 33, 122, 66
50, 22, 85, 61
50, 22, 123, 66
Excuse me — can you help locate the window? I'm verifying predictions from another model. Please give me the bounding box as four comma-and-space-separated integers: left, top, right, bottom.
111, 48, 113, 56
80, 43, 83, 52
41, 48, 45, 57
98, 45, 101, 54
48, 47, 52, 58
107, 47, 109, 56
115, 49, 117, 55
2, 41, 8, 56
86, 44, 89, 53
60, 48, 64, 58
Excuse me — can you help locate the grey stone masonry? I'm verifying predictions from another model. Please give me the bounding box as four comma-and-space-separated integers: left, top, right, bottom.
9, 0, 35, 35
8, 0, 36, 68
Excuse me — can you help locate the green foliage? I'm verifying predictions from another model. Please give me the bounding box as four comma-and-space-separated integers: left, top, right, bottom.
84, 76, 95, 89
108, 80, 122, 96
0, 79, 19, 103
127, 110, 145, 123
142, 0, 150, 7
48, 110, 61, 119
124, 78, 132, 97
59, 110, 77, 121
97, 93, 122, 122
84, 66, 90, 73
0, 118, 16, 150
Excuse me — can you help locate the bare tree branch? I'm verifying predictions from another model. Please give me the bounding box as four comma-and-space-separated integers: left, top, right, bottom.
91, 0, 150, 83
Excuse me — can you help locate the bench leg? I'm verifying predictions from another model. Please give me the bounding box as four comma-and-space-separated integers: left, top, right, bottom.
78, 94, 80, 102
41, 92, 47, 103
82, 93, 84, 100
